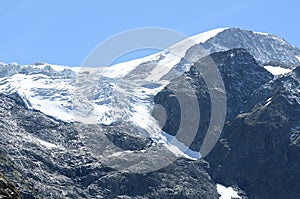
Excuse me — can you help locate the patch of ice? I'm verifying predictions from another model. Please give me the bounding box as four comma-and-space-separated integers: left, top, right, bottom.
129, 87, 202, 160
108, 150, 134, 157
216, 184, 241, 199
37, 139, 58, 149
163, 132, 201, 160
22, 134, 61, 150
295, 55, 300, 62
254, 31, 269, 36
264, 66, 292, 75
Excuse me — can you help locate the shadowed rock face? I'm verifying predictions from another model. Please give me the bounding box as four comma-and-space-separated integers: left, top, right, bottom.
0, 173, 21, 199
154, 48, 300, 198
206, 66, 300, 199
154, 48, 273, 151
0, 95, 219, 199
165, 28, 300, 80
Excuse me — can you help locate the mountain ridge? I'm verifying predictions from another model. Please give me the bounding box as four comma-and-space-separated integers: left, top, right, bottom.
0, 27, 300, 198
0, 27, 299, 160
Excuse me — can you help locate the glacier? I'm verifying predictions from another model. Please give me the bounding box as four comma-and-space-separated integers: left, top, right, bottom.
0, 27, 300, 161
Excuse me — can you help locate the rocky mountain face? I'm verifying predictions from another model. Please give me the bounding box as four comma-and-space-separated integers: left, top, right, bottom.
0, 95, 219, 198
163, 28, 300, 79
155, 48, 274, 151
155, 48, 300, 198
0, 28, 299, 198
206, 66, 300, 199
201, 28, 300, 67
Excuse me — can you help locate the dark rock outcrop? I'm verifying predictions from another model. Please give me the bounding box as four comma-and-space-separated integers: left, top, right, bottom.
155, 48, 273, 151
154, 48, 300, 198
0, 173, 21, 199
206, 66, 300, 199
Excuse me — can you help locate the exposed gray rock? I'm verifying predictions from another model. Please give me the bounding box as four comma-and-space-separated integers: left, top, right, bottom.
201, 28, 300, 68
155, 48, 273, 151
155, 48, 300, 198
206, 66, 300, 199
0, 95, 219, 198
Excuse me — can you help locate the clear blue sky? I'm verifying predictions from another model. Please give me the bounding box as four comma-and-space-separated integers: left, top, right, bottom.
0, 0, 299, 66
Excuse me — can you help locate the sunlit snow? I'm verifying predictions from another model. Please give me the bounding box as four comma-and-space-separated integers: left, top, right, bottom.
216, 184, 241, 199
37, 138, 58, 149
264, 65, 291, 75
253, 31, 269, 36
0, 28, 233, 160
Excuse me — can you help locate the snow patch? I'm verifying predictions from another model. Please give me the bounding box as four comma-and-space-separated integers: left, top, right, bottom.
295, 55, 300, 62
254, 31, 269, 36
108, 150, 134, 157
216, 184, 241, 199
264, 66, 292, 75
37, 138, 58, 149
162, 132, 201, 160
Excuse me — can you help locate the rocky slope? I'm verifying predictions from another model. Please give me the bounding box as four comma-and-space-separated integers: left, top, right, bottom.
201, 28, 300, 67
154, 48, 300, 198
0, 27, 299, 198
206, 66, 300, 199
154, 48, 274, 151
0, 95, 220, 198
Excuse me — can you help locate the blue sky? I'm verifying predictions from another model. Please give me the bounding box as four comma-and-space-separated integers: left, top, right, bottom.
0, 0, 299, 66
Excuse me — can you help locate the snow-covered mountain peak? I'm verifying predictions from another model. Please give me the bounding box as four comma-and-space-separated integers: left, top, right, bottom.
101, 28, 228, 80
0, 28, 298, 122
199, 27, 300, 67
167, 28, 228, 54
1, 27, 300, 160
29, 62, 80, 72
